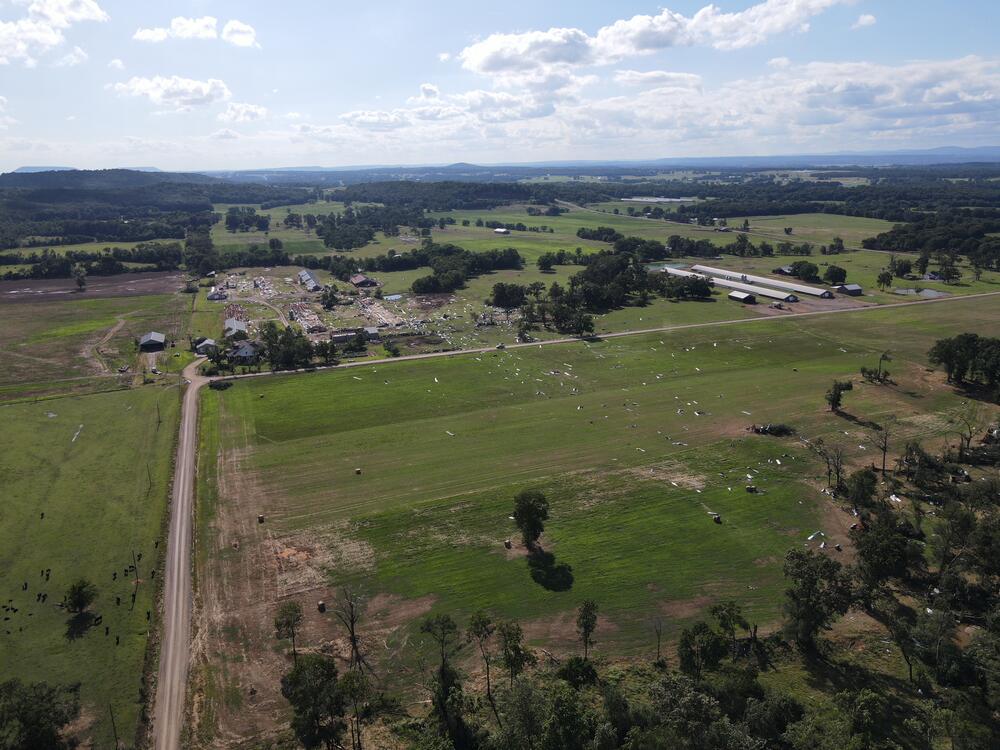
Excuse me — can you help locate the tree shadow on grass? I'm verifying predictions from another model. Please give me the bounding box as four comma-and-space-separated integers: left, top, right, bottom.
835, 410, 882, 431
65, 611, 95, 641
527, 550, 574, 591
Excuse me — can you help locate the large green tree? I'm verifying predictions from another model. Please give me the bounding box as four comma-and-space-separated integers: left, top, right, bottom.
513, 490, 550, 551
782, 550, 853, 650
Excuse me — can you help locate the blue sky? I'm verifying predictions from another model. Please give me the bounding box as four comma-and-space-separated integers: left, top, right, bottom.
1, 0, 998, 171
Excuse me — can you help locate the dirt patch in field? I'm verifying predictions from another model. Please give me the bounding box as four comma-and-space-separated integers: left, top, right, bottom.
521, 611, 620, 655
0, 272, 184, 303
658, 595, 714, 620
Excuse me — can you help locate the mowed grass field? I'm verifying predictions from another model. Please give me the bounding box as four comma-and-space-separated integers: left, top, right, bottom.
195, 294, 1000, 715
0, 292, 190, 401
0, 386, 180, 747
733, 212, 895, 246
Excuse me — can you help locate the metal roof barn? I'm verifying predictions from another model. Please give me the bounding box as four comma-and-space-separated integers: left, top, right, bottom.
835, 283, 863, 296
139, 331, 166, 351
662, 267, 798, 302
728, 291, 756, 303
690, 264, 833, 298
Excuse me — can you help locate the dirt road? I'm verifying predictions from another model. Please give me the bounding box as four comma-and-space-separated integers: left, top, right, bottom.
153, 359, 207, 750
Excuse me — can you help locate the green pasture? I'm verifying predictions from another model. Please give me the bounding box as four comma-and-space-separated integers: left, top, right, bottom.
0, 386, 180, 747
692, 249, 1000, 304
732, 213, 897, 247
199, 295, 999, 665
0, 293, 189, 401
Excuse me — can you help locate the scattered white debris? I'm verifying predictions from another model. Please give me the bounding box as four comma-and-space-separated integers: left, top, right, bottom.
353, 376, 362, 381
71, 424, 83, 442
445, 431, 455, 437
807, 531, 825, 541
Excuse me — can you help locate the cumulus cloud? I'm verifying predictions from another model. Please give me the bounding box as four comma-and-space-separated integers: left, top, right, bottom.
52, 44, 87, 66
134, 16, 217, 42
221, 20, 259, 48
852, 13, 877, 29
0, 0, 108, 66
438, 52, 451, 62
768, 56, 792, 68
340, 109, 410, 131
210, 128, 239, 140
218, 102, 267, 122
111, 75, 232, 110
614, 70, 702, 89
460, 0, 848, 86
297, 54, 1000, 162
133, 16, 259, 47
108, 57, 124, 69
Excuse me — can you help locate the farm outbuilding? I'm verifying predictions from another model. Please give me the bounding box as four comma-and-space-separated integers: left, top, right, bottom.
363, 327, 381, 342
690, 264, 834, 299
195, 338, 218, 355
224, 318, 249, 340
139, 331, 166, 351
297, 269, 322, 292
330, 329, 361, 344
350, 273, 377, 288
228, 341, 261, 364
493, 227, 510, 235
834, 283, 863, 296
206, 288, 228, 301
661, 267, 798, 302
728, 291, 756, 304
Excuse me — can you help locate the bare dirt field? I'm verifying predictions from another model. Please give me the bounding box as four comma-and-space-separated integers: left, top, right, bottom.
0, 272, 185, 303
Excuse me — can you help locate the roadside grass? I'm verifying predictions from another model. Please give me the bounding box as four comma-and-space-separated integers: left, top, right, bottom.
0, 386, 180, 748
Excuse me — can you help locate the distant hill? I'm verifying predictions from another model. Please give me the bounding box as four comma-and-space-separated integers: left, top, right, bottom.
0, 168, 219, 189
11, 166, 75, 173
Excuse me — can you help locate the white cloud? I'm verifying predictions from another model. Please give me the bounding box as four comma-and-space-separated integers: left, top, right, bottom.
852, 13, 877, 29
0, 0, 108, 66
221, 20, 259, 48
111, 75, 232, 110
132, 27, 168, 42
0, 95, 15, 128
614, 70, 702, 89
768, 56, 792, 68
438, 52, 451, 62
52, 45, 87, 67
340, 109, 410, 131
284, 111, 301, 119
459, 0, 848, 91
132, 17, 258, 47
210, 128, 239, 140
134, 16, 217, 42
108, 57, 123, 70
66, 114, 75, 121
419, 83, 439, 99
218, 102, 267, 123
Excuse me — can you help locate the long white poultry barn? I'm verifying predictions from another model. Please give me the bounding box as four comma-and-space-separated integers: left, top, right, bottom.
662, 267, 798, 302
690, 264, 834, 298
